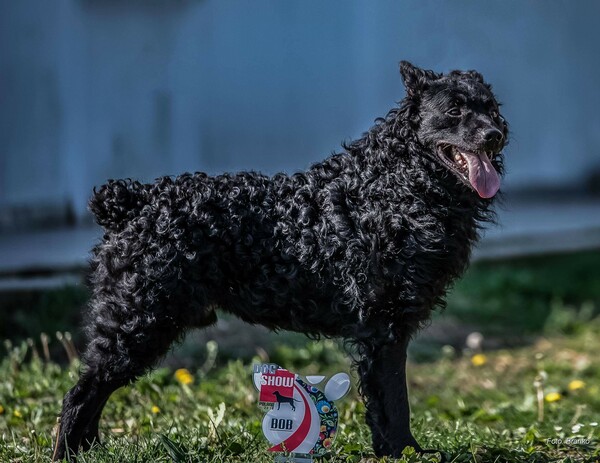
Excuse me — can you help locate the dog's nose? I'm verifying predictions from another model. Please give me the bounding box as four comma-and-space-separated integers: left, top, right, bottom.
483, 128, 504, 145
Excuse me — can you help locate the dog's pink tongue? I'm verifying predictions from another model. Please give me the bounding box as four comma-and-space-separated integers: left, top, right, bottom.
465, 152, 501, 198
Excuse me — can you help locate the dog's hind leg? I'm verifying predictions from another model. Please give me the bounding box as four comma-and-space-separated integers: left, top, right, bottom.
53, 266, 216, 461
78, 308, 218, 452
79, 397, 109, 451
53, 364, 123, 461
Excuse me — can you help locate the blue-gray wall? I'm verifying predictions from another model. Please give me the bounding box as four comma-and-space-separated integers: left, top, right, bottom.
1, 1, 599, 218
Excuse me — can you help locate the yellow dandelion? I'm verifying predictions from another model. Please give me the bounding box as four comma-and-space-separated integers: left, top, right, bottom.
545, 392, 562, 403
471, 354, 487, 367
151, 405, 161, 414
568, 380, 585, 391
0, 405, 4, 415
13, 409, 22, 418
174, 368, 194, 385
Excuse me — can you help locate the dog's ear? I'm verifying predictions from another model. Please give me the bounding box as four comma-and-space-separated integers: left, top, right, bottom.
399, 61, 441, 97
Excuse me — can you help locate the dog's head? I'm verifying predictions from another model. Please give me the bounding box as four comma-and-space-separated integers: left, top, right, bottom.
400, 61, 508, 199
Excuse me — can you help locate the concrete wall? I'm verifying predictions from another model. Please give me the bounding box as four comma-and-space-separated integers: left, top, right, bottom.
1, 0, 599, 219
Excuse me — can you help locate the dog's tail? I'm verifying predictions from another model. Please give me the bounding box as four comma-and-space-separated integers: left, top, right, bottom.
89, 179, 147, 232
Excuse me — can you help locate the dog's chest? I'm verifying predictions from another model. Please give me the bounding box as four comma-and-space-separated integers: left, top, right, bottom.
378, 199, 478, 288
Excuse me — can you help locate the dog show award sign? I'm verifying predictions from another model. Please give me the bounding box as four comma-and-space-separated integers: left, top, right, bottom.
253, 364, 351, 462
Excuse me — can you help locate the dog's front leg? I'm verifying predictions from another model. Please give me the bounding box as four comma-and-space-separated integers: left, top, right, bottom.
378, 339, 422, 456
359, 336, 422, 457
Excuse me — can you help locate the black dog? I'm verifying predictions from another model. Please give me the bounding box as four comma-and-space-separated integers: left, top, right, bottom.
272, 391, 299, 411
53, 61, 507, 461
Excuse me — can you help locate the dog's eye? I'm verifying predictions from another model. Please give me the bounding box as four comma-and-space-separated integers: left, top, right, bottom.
491, 109, 499, 119
447, 106, 462, 117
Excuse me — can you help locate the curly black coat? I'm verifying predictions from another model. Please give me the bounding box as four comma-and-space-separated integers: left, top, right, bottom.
53, 62, 507, 460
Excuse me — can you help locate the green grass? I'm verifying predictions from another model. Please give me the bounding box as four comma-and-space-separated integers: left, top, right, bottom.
1, 321, 599, 463
447, 251, 600, 333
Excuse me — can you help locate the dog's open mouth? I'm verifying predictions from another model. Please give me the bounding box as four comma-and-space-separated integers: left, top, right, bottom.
436, 143, 501, 199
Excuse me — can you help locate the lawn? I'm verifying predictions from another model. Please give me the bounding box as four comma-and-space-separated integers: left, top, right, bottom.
1, 319, 599, 462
